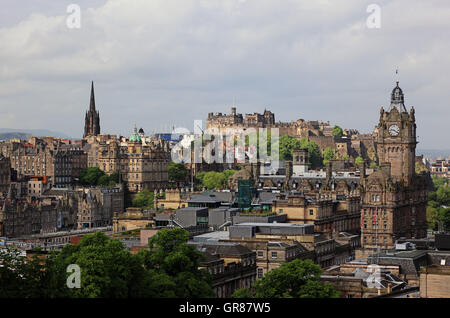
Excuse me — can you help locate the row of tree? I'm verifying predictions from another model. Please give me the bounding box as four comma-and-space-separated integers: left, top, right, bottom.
196, 170, 237, 189
232, 259, 340, 298
427, 176, 450, 231
80, 167, 119, 186
0, 229, 214, 298
0, 228, 340, 298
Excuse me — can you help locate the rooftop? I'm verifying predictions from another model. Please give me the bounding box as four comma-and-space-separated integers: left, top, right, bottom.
235, 222, 312, 228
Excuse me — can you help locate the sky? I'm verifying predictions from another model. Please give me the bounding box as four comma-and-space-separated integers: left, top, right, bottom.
0, 0, 449, 149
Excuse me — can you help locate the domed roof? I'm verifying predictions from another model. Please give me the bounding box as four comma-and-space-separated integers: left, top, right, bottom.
389, 81, 407, 112
129, 124, 142, 142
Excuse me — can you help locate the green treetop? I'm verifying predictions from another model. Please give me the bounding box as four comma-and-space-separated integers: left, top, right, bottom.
232, 259, 340, 298
332, 125, 343, 138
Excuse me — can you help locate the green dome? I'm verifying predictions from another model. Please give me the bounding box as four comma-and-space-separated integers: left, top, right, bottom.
129, 133, 141, 142
129, 124, 142, 142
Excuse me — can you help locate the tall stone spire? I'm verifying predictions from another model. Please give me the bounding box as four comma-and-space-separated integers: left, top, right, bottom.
90, 81, 96, 111
83, 81, 101, 138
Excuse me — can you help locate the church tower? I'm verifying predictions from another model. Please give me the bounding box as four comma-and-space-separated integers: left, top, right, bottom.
83, 81, 101, 138
376, 82, 417, 186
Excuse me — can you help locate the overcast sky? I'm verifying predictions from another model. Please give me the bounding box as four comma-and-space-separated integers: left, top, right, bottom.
0, 0, 449, 149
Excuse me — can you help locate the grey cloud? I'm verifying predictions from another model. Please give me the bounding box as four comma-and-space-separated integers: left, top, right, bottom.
0, 0, 448, 149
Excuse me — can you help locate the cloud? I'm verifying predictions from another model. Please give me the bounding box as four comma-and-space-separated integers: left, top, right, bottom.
0, 0, 448, 149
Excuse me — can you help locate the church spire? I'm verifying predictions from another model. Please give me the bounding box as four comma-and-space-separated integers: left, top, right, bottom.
83, 81, 101, 138
90, 81, 96, 111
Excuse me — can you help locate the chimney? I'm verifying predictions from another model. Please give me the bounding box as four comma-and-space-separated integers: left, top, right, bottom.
360, 160, 366, 180
326, 161, 332, 181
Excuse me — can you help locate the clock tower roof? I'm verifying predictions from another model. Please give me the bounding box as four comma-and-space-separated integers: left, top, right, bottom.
389, 81, 407, 113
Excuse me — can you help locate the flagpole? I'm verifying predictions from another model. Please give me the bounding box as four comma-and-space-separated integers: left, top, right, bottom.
375, 206, 379, 264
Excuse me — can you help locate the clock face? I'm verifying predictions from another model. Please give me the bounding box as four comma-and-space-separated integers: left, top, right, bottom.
388, 124, 400, 136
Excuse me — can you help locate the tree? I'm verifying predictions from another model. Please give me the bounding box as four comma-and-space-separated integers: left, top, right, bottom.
141, 228, 215, 298
275, 135, 322, 169
52, 232, 163, 298
0, 247, 65, 298
97, 174, 111, 186
277, 135, 301, 161
168, 161, 187, 184
109, 172, 120, 184
202, 171, 227, 189
427, 177, 450, 231
299, 138, 322, 169
0, 229, 215, 298
80, 167, 119, 186
332, 125, 343, 138
195, 171, 207, 185
80, 167, 106, 186
322, 147, 336, 165
223, 169, 237, 180
232, 287, 254, 298
132, 189, 154, 209
232, 259, 339, 298
355, 156, 364, 166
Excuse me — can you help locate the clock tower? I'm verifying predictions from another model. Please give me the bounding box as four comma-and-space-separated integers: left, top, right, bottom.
359, 81, 427, 251
376, 82, 417, 186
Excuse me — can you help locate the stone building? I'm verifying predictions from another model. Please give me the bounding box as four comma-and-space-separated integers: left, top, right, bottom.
5, 138, 87, 188
360, 82, 428, 250
224, 238, 315, 279
205, 107, 369, 158
271, 192, 361, 238
430, 158, 449, 178
0, 193, 59, 238
420, 265, 450, 298
0, 184, 123, 238
85, 126, 170, 193
206, 107, 331, 140
189, 241, 257, 298
226, 222, 338, 269
112, 207, 154, 233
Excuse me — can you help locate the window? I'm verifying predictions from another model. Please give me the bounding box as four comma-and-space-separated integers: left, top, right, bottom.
271, 252, 277, 259
309, 209, 314, 216
257, 251, 263, 257
257, 268, 263, 278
